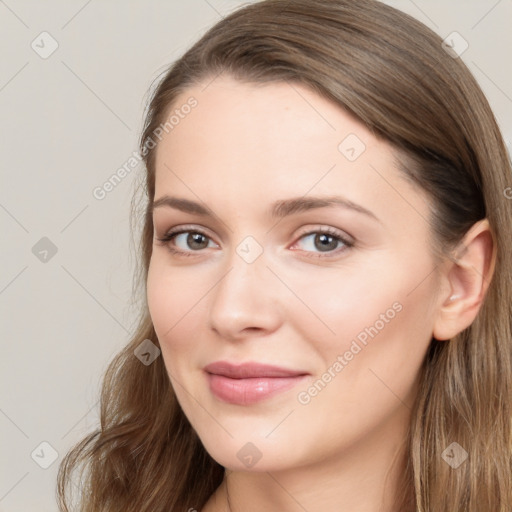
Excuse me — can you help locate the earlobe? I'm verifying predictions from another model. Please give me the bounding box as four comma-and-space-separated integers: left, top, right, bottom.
432, 219, 496, 341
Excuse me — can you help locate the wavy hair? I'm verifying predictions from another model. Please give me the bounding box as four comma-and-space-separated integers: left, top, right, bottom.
57, 1, 512, 510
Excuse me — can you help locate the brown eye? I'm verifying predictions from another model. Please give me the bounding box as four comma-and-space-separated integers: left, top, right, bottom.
185, 232, 210, 250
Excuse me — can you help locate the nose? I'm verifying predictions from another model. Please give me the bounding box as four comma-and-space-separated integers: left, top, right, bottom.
207, 248, 283, 341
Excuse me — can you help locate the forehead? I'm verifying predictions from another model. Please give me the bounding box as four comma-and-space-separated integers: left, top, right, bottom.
157, 76, 379, 160
152, 75, 429, 226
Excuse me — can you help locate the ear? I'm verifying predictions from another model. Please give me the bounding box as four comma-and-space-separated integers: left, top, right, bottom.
432, 219, 496, 341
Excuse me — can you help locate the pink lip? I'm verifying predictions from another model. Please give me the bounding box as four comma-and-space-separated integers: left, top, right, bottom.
204, 361, 309, 405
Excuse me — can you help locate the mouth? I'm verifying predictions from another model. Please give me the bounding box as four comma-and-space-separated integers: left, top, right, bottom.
203, 361, 309, 405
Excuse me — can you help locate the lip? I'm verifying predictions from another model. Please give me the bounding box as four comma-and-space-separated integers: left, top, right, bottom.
204, 361, 309, 405
204, 361, 307, 378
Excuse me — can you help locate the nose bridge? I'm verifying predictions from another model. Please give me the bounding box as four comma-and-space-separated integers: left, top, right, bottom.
207, 238, 282, 338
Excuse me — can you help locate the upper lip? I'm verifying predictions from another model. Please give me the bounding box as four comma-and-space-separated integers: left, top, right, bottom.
204, 361, 308, 379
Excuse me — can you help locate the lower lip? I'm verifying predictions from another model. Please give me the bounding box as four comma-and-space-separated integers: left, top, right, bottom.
206, 373, 307, 405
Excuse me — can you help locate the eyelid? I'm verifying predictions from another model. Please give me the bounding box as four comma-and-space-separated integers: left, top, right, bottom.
157, 224, 217, 242
293, 224, 354, 244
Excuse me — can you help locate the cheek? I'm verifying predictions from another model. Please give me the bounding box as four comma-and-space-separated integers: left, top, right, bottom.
146, 259, 207, 353
283, 261, 402, 346
290, 266, 436, 439
288, 253, 437, 367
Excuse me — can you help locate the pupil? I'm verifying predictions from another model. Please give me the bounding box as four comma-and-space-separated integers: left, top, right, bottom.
315, 234, 337, 252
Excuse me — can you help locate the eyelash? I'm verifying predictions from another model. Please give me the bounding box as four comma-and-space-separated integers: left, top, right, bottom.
155, 225, 354, 259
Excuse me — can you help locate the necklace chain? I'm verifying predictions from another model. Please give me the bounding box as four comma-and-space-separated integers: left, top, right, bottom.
226, 475, 232, 512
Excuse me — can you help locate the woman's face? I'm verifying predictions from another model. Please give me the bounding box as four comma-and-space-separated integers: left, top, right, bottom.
147, 75, 443, 471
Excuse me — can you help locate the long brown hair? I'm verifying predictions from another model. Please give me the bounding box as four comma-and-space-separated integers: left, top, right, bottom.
57, 1, 512, 510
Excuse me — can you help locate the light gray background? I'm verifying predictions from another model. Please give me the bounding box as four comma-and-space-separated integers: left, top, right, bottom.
1, 1, 511, 510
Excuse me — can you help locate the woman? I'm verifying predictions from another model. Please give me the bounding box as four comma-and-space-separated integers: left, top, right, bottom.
57, 1, 512, 511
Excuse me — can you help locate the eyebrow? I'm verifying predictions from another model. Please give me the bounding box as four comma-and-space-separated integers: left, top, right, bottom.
152, 195, 381, 223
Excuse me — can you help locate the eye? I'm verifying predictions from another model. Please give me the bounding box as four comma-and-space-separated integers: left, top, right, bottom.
155, 225, 354, 259
290, 227, 354, 258
155, 227, 217, 257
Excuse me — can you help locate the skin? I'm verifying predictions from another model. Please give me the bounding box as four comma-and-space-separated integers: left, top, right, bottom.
146, 75, 494, 512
